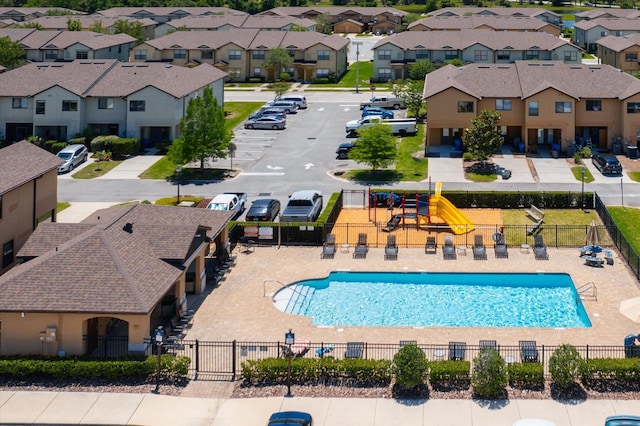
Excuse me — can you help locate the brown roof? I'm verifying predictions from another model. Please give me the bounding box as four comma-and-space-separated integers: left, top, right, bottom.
279, 31, 350, 50
145, 28, 260, 50
2, 203, 234, 314
165, 13, 250, 29
260, 6, 408, 17
408, 16, 553, 31
576, 8, 640, 20
375, 29, 573, 51
27, 15, 157, 29
241, 15, 316, 29
39, 31, 136, 50
93, 7, 245, 18
423, 61, 640, 101
428, 7, 560, 19
597, 33, 640, 51
574, 18, 640, 31
0, 141, 62, 195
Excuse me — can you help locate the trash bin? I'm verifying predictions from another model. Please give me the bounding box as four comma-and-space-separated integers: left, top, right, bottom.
627, 146, 638, 159
567, 144, 577, 157
624, 334, 638, 358
612, 142, 622, 155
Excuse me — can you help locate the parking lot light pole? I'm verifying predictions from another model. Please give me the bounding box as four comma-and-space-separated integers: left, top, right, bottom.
175, 166, 182, 205
285, 329, 295, 397
353, 41, 363, 94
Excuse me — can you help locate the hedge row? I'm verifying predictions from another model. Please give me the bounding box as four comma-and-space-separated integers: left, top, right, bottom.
581, 358, 640, 384
0, 355, 190, 378
90, 135, 140, 158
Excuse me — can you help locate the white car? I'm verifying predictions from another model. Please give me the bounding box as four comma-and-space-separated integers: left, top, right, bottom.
57, 144, 88, 173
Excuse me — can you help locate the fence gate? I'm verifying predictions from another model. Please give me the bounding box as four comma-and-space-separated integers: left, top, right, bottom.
341, 189, 367, 208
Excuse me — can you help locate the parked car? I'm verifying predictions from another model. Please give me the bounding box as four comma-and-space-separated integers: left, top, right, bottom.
244, 116, 286, 130
57, 144, 88, 173
336, 141, 355, 159
249, 109, 286, 120
245, 198, 281, 221
369, 192, 402, 208
281, 190, 323, 222
605, 415, 640, 426
263, 100, 298, 114
361, 106, 394, 119
592, 153, 623, 175
268, 411, 313, 426
278, 94, 307, 109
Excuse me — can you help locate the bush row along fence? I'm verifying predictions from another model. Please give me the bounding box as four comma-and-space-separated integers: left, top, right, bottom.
164, 340, 637, 379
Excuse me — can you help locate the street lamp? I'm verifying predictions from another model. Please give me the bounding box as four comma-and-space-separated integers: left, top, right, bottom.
154, 326, 164, 394
581, 167, 585, 210
175, 166, 182, 205
284, 329, 295, 397
353, 41, 363, 94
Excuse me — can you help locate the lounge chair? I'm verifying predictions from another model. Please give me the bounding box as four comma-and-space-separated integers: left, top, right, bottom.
520, 340, 539, 362
353, 233, 368, 259
425, 236, 437, 254
448, 341, 466, 361
494, 233, 509, 259
533, 235, 549, 260
443, 236, 457, 260
383, 214, 402, 232
400, 340, 417, 348
473, 234, 487, 260
384, 234, 398, 260
321, 234, 336, 259
344, 342, 364, 359
479, 340, 497, 350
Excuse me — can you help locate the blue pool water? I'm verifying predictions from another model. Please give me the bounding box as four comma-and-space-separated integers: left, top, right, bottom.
281, 272, 591, 328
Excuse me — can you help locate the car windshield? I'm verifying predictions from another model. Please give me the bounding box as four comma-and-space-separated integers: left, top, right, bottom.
207, 203, 227, 210
250, 206, 267, 213
57, 152, 72, 160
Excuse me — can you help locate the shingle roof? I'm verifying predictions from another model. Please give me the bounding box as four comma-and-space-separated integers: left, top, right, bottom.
408, 15, 553, 31
241, 15, 316, 29
576, 8, 640, 20
27, 15, 157, 29
428, 7, 560, 19
375, 29, 572, 51
597, 33, 640, 51
93, 7, 244, 17
0, 7, 83, 15
39, 31, 136, 50
145, 28, 260, 50
0, 141, 62, 195
1, 203, 234, 314
423, 61, 640, 101
279, 31, 350, 50
260, 6, 408, 17
165, 13, 251, 29
574, 18, 640, 31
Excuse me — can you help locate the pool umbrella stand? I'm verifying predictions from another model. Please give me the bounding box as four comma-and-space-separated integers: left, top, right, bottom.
620, 297, 640, 323
586, 220, 601, 247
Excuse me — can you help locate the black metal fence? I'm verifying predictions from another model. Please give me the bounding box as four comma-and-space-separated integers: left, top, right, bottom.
82, 335, 129, 358
164, 340, 636, 378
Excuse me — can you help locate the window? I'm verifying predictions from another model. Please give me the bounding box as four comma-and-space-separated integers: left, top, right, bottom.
379, 68, 391, 80
317, 68, 329, 78
626, 52, 638, 62
496, 99, 512, 111
44, 50, 57, 60
445, 50, 457, 60
2, 240, 13, 269
62, 100, 78, 112
129, 100, 145, 111
564, 51, 578, 62
12, 97, 27, 109
555, 101, 572, 113
317, 50, 330, 60
253, 67, 261, 77
173, 49, 186, 59
287, 50, 295, 57
98, 97, 114, 110
378, 49, 391, 60
627, 102, 640, 113
415, 49, 428, 59
229, 50, 241, 60
228, 68, 241, 80
134, 50, 146, 60
497, 50, 510, 60
528, 101, 539, 116
76, 51, 88, 59
600, 31, 607, 37
252, 50, 265, 59
474, 50, 488, 61
457, 101, 474, 113
586, 100, 602, 111
36, 100, 45, 115
525, 50, 540, 60
201, 50, 213, 60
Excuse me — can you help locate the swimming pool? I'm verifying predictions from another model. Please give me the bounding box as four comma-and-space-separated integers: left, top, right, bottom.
276, 272, 591, 328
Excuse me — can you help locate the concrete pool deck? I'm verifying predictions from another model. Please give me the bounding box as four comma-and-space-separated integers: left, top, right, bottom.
186, 245, 640, 347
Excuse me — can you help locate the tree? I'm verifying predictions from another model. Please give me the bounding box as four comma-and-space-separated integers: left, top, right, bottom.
462, 109, 504, 161
0, 36, 24, 70
399, 80, 425, 119
272, 81, 292, 98
349, 124, 397, 171
263, 47, 293, 81
409, 58, 436, 81
88, 19, 106, 33
392, 344, 429, 390
67, 17, 82, 30
315, 12, 333, 34
444, 58, 464, 67
549, 344, 584, 390
113, 19, 144, 42
289, 23, 309, 31
167, 87, 232, 169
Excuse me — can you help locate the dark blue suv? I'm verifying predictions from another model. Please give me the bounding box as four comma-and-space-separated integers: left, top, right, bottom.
592, 153, 622, 175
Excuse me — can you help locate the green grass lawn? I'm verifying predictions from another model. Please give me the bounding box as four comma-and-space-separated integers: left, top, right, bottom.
628, 171, 640, 182
608, 206, 640, 253
570, 166, 595, 183
466, 172, 498, 182
318, 61, 374, 89
72, 160, 123, 179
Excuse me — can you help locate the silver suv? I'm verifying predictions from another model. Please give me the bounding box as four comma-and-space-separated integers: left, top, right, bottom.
57, 144, 88, 173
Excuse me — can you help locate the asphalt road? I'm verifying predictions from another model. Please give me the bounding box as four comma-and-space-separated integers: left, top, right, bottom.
57, 90, 640, 210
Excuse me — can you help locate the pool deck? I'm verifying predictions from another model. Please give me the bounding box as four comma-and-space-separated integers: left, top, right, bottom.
186, 245, 640, 347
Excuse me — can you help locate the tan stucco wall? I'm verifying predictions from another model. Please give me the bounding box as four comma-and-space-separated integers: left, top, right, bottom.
523, 89, 575, 149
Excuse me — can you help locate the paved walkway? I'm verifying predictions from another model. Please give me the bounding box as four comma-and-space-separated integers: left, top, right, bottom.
2, 390, 639, 425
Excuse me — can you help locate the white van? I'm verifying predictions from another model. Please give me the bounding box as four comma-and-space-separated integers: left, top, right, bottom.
279, 95, 307, 109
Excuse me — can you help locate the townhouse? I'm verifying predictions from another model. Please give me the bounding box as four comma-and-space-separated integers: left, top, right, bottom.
0, 59, 227, 143
0, 29, 136, 62
574, 18, 640, 53
407, 15, 561, 37
258, 6, 408, 34
423, 61, 640, 154
0, 141, 61, 275
575, 8, 640, 23
154, 14, 316, 38
372, 29, 581, 81
0, 7, 84, 22
0, 203, 234, 356
131, 29, 349, 82
427, 7, 562, 27
25, 15, 157, 41
92, 6, 245, 23
598, 33, 640, 72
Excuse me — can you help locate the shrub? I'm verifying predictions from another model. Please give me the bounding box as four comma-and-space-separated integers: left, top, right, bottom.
462, 152, 474, 162
573, 153, 582, 164
549, 344, 584, 389
471, 347, 507, 397
248, 77, 263, 83
51, 142, 67, 154
91, 135, 119, 152
577, 146, 592, 159
391, 344, 429, 390
69, 137, 86, 147
429, 360, 470, 390
43, 140, 59, 152
507, 362, 544, 388
581, 358, 640, 385
313, 77, 329, 84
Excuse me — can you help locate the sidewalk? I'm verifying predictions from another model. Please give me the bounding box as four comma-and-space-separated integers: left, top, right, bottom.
2, 390, 638, 425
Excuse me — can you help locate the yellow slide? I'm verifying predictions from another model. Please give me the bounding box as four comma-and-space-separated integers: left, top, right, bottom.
424, 181, 475, 235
